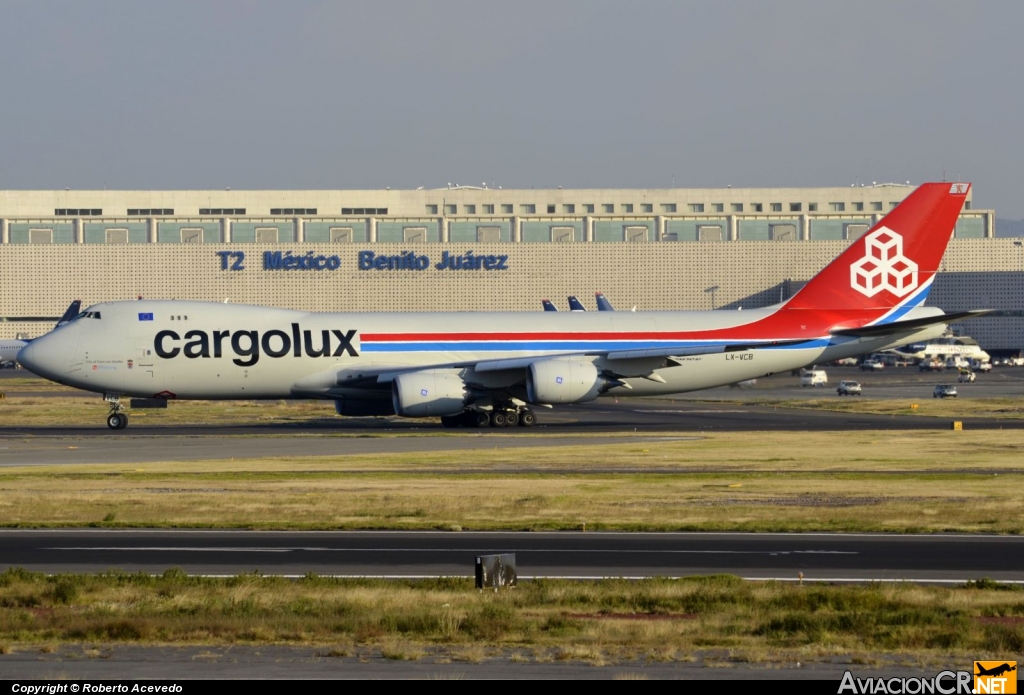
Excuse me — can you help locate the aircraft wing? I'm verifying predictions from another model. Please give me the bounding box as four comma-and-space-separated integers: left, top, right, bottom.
830, 310, 992, 338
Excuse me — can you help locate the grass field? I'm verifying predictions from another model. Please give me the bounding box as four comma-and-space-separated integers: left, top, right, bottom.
3, 384, 1023, 664
1, 570, 1021, 663
1, 430, 1023, 532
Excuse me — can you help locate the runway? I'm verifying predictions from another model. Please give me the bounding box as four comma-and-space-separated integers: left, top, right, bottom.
3, 530, 1022, 582
2, 400, 1021, 466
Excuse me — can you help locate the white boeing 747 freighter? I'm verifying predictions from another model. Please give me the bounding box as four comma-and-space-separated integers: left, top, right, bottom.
18, 183, 987, 429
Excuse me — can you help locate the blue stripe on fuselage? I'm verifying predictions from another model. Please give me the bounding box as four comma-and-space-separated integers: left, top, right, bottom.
870, 281, 933, 325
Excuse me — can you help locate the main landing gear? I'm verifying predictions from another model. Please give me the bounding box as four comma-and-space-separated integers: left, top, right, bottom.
440, 407, 537, 429
105, 393, 129, 430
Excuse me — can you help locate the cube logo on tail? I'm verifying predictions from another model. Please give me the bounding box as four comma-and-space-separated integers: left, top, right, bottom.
850, 227, 919, 298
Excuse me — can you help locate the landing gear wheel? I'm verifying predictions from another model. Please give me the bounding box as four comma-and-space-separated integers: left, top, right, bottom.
107, 412, 128, 430
440, 415, 460, 428
503, 410, 519, 427
518, 410, 537, 427
490, 411, 507, 427
472, 410, 491, 428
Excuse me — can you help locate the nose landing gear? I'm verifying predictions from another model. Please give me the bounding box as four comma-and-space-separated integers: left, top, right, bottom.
104, 393, 129, 430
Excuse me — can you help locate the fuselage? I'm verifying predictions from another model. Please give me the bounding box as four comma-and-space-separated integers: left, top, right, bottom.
20, 299, 947, 401
893, 337, 990, 363
0, 339, 28, 363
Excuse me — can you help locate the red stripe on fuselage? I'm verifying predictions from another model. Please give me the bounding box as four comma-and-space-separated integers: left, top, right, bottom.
360, 308, 888, 343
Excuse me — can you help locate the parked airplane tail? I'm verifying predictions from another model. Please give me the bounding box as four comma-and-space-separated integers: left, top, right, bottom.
55, 300, 82, 327
781, 183, 970, 324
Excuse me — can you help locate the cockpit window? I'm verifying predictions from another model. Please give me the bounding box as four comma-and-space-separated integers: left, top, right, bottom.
76, 311, 101, 320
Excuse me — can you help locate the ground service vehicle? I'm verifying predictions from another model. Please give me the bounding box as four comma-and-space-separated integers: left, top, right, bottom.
837, 380, 862, 396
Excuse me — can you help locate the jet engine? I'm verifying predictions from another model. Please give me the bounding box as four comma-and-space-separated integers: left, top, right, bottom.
526, 358, 611, 404
391, 371, 470, 417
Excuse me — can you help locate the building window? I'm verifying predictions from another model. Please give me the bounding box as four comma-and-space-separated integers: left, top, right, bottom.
128, 208, 174, 216
603, 204, 614, 213
547, 205, 556, 214
271, 208, 317, 215
965, 201, 971, 210
731, 203, 743, 213
563, 204, 575, 214
808, 203, 818, 212
403, 227, 427, 243
476, 226, 501, 243
520, 204, 536, 214
752, 203, 763, 213
712, 203, 724, 213
342, 207, 386, 215
255, 227, 279, 243
54, 208, 102, 216
689, 203, 704, 213
199, 208, 245, 215
625, 225, 648, 242
426, 204, 438, 214
583, 204, 595, 213
790, 203, 802, 212
464, 204, 476, 214
890, 201, 900, 209
697, 225, 723, 242
769, 223, 797, 241
444, 204, 457, 215
483, 204, 494, 214
661, 203, 677, 213
770, 203, 782, 212
641, 203, 653, 213
843, 223, 869, 240
871, 202, 883, 211
501, 204, 513, 214
330, 227, 354, 243
830, 202, 845, 212
550, 226, 575, 242
181, 228, 203, 244
105, 228, 129, 244
622, 203, 634, 213
853, 202, 864, 212
29, 228, 53, 244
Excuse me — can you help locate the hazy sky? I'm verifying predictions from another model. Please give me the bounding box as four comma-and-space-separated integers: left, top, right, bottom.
1, 1, 1022, 216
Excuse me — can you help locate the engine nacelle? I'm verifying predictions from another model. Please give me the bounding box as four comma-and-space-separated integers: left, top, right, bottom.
526, 358, 606, 404
334, 397, 395, 417
391, 371, 469, 417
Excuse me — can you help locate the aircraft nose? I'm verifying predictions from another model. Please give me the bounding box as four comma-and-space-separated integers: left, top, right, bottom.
17, 333, 69, 381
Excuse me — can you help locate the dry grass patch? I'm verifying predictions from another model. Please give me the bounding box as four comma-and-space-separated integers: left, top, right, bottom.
2, 430, 1024, 532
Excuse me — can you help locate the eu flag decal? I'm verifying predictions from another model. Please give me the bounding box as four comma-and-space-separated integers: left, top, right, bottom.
138, 313, 154, 321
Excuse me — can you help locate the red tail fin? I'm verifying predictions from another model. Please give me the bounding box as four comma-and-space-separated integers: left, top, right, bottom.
784, 182, 969, 318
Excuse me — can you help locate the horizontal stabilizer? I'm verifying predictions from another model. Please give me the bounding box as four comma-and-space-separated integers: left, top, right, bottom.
830, 310, 992, 338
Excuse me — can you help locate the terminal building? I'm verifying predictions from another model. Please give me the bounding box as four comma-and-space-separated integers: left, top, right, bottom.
1, 184, 1020, 351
